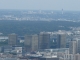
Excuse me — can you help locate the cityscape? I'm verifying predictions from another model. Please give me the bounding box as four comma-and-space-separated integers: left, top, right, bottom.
0, 10, 80, 60
0, 0, 80, 60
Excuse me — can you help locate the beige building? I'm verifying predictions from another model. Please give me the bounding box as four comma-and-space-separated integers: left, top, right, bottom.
38, 33, 50, 49
8, 33, 17, 46
69, 41, 77, 54
24, 34, 38, 51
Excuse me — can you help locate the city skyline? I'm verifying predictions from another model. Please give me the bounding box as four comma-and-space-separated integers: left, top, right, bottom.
0, 0, 80, 60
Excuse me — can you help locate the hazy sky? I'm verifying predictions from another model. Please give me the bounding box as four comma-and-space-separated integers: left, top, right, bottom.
0, 0, 80, 11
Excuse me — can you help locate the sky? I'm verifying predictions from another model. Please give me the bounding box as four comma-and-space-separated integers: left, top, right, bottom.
0, 0, 80, 11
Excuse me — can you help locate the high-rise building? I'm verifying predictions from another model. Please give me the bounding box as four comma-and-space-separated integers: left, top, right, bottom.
69, 41, 77, 54
24, 34, 38, 51
31, 34, 38, 51
76, 39, 80, 54
24, 35, 31, 46
38, 33, 50, 49
69, 39, 80, 54
8, 33, 17, 46
57, 33, 66, 48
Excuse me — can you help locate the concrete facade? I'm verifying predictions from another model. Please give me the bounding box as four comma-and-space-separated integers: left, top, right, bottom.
57, 33, 66, 48
8, 33, 17, 46
38, 33, 50, 49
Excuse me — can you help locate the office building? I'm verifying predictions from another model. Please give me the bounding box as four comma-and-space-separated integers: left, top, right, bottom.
69, 39, 80, 54
76, 39, 80, 54
8, 33, 17, 46
38, 33, 50, 49
24, 35, 32, 50
24, 34, 38, 51
57, 33, 66, 48
69, 41, 77, 54
31, 34, 38, 51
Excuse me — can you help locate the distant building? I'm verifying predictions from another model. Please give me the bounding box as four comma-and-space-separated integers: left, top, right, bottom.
76, 39, 80, 54
69, 41, 77, 54
57, 33, 66, 48
8, 33, 17, 46
38, 33, 50, 49
24, 35, 32, 51
74, 54, 80, 60
24, 34, 38, 52
31, 34, 38, 51
69, 39, 80, 54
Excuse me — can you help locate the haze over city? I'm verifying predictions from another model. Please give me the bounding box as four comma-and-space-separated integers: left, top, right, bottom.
0, 0, 80, 11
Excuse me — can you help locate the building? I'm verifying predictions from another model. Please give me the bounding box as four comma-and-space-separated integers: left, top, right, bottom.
8, 33, 17, 46
24, 34, 38, 52
24, 35, 32, 51
74, 54, 80, 60
76, 39, 80, 54
57, 33, 66, 48
31, 34, 38, 51
38, 33, 50, 49
69, 39, 80, 54
69, 41, 77, 54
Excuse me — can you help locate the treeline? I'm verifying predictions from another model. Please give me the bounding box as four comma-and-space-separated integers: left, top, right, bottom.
0, 20, 79, 36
